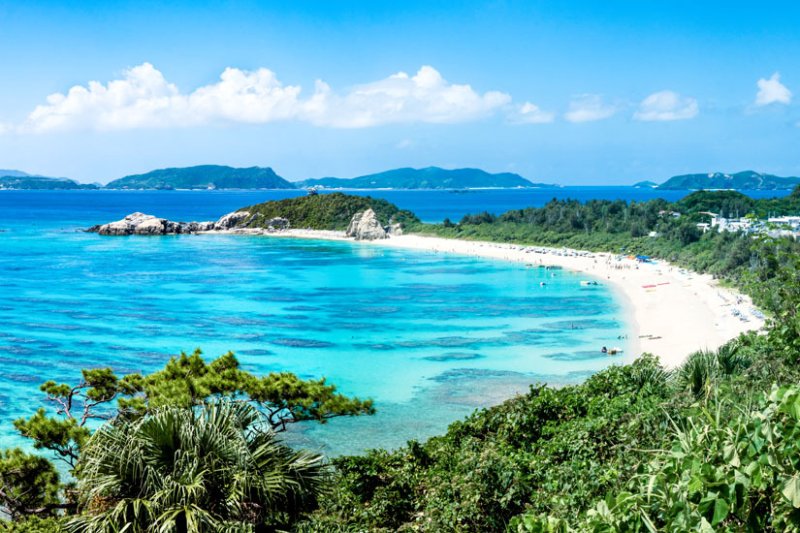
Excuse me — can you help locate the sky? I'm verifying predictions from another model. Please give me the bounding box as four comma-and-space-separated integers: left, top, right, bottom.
0, 0, 798, 185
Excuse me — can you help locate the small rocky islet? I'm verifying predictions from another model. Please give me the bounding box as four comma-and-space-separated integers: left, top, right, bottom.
87, 192, 411, 240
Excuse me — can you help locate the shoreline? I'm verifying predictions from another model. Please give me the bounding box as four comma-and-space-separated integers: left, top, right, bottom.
221, 228, 764, 368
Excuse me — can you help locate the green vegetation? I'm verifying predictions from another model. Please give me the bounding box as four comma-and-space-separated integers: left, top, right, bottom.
70, 401, 324, 531
300, 354, 678, 531
569, 383, 800, 531
242, 192, 419, 230
0, 350, 372, 530
658, 170, 800, 190
104, 165, 295, 190
300, 166, 545, 189
297, 320, 800, 530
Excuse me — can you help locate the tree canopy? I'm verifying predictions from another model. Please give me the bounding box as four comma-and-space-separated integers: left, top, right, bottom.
1, 350, 373, 529
69, 401, 325, 532
14, 350, 373, 470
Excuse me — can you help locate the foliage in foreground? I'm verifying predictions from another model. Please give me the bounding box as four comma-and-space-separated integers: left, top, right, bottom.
13, 349, 373, 470
0, 351, 374, 529
298, 332, 800, 531
519, 383, 800, 531
300, 355, 678, 531
69, 401, 324, 532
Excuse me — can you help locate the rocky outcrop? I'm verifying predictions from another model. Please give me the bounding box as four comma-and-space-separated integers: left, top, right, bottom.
90, 208, 398, 240
264, 217, 290, 230
184, 221, 216, 233
87, 212, 210, 236
213, 211, 251, 230
88, 211, 291, 236
346, 209, 388, 240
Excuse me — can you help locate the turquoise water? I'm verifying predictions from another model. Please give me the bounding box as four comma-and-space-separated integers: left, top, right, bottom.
0, 191, 642, 455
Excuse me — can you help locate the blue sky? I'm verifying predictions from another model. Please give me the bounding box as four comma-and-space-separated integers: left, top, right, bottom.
0, 0, 798, 184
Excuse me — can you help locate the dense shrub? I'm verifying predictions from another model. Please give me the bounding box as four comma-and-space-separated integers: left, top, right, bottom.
243, 192, 419, 230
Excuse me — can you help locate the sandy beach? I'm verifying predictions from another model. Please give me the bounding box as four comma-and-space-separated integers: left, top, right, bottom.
249, 229, 765, 368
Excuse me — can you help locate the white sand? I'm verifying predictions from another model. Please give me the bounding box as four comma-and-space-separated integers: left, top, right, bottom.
218, 228, 766, 368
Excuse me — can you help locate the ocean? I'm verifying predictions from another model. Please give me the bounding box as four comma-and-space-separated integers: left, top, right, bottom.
0, 187, 788, 455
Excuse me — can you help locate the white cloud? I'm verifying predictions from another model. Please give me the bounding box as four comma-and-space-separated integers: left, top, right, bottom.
26, 63, 189, 132
303, 66, 510, 128
633, 90, 698, 121
755, 72, 792, 106
512, 102, 555, 124
187, 67, 303, 124
20, 63, 511, 132
564, 94, 616, 123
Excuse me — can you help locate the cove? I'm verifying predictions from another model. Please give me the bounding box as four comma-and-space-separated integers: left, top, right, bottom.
0, 191, 632, 455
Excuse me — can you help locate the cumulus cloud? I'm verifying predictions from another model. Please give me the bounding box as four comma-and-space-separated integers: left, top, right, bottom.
20, 63, 511, 132
633, 90, 698, 121
564, 95, 617, 123
26, 63, 191, 132
755, 72, 792, 106
511, 102, 555, 124
305, 66, 511, 127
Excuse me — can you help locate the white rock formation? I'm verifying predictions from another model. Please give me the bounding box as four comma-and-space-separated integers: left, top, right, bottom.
387, 222, 403, 236
213, 211, 252, 230
88, 212, 190, 235
346, 209, 388, 240
88, 210, 290, 235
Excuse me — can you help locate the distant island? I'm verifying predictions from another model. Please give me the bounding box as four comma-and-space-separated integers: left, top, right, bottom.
299, 166, 551, 189
632, 180, 658, 189
656, 171, 800, 190
0, 171, 98, 190
1, 165, 554, 190
104, 165, 295, 190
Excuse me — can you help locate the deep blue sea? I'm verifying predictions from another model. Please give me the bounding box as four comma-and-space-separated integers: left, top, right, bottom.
0, 188, 789, 455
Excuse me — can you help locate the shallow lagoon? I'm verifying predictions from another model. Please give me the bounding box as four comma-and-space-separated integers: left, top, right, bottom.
0, 190, 644, 454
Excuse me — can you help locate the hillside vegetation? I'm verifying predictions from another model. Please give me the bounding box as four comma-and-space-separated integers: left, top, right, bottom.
301, 166, 543, 189
104, 165, 295, 190
241, 192, 419, 230
658, 170, 800, 190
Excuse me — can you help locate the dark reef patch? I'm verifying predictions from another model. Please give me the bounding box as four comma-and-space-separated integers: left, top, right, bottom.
270, 338, 335, 348
422, 352, 485, 362
239, 349, 273, 356
353, 343, 396, 351
431, 368, 527, 382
